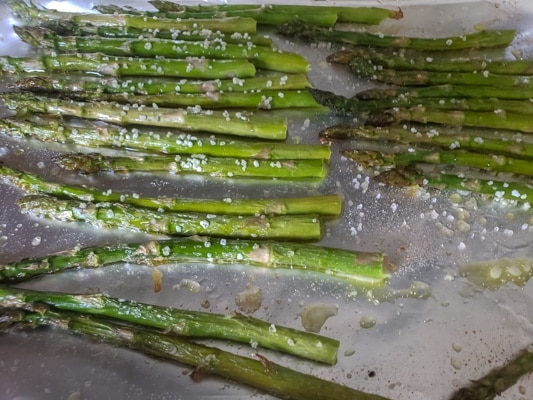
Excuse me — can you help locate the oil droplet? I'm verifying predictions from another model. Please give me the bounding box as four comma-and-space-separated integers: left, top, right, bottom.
300, 303, 338, 333
359, 314, 376, 329
451, 357, 462, 370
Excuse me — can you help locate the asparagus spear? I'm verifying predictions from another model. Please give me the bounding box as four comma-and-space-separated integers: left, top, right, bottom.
0, 308, 391, 400
423, 173, 533, 203
93, 1, 402, 26
96, 3, 338, 27
377, 167, 533, 203
319, 123, 533, 158
330, 45, 533, 75
356, 84, 533, 101
0, 237, 388, 287
37, 89, 323, 110
366, 107, 533, 134
310, 88, 533, 115
0, 53, 257, 79
0, 285, 339, 365
449, 344, 533, 400
17, 195, 324, 241
1, 118, 331, 160
341, 148, 533, 176
7, 0, 257, 34
277, 20, 515, 50
352, 66, 533, 89
50, 152, 328, 180
14, 26, 310, 74
72, 25, 274, 46
1, 93, 288, 139
0, 163, 341, 216
11, 72, 313, 95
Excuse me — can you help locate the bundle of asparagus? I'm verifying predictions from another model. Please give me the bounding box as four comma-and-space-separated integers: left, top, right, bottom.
319, 122, 533, 204
288, 15, 532, 203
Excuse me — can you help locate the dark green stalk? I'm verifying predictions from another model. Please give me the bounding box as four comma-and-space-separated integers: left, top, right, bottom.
341, 148, 533, 176
366, 107, 533, 134
355, 84, 533, 101
50, 152, 328, 180
353, 67, 533, 89
0, 237, 388, 288
1, 93, 288, 139
0, 285, 338, 365
319, 123, 533, 158
377, 167, 533, 204
310, 88, 533, 115
277, 20, 515, 50
17, 195, 324, 241
428, 174, 533, 203
331, 45, 533, 75
449, 344, 533, 400
0, 308, 391, 400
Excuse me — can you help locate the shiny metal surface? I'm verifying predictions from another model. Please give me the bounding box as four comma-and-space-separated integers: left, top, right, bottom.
0, 1, 532, 399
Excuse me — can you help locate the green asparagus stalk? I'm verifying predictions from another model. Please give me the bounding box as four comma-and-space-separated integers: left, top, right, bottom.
10, 72, 313, 95
352, 66, 533, 89
92, 1, 402, 26
366, 107, 533, 134
355, 83, 533, 101
326, 47, 483, 65
1, 93, 288, 139
1, 118, 331, 160
50, 152, 328, 180
449, 344, 533, 400
319, 123, 533, 158
70, 25, 274, 47
39, 89, 324, 110
376, 167, 533, 204
329, 45, 533, 75
0, 237, 388, 288
277, 20, 515, 50
341, 148, 533, 176
310, 88, 533, 115
17, 195, 324, 241
0, 309, 391, 400
14, 26, 310, 74
0, 53, 256, 79
0, 163, 341, 216
0, 285, 339, 365
7, 0, 257, 34
422, 173, 533, 203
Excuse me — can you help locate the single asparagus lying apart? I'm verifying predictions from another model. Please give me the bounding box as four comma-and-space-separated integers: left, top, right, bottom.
449, 344, 533, 400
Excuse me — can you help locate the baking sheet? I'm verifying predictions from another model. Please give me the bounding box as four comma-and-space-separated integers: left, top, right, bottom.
0, 0, 532, 399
